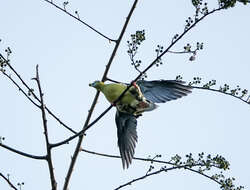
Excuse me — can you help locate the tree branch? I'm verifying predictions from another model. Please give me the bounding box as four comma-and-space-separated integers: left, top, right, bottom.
105, 77, 250, 105
0, 173, 18, 190
0, 1, 248, 189
192, 86, 250, 105
50, 104, 113, 148
80, 148, 225, 190
43, 0, 116, 42
0, 70, 40, 108
133, 7, 224, 82
62, 1, 139, 189
2, 5, 228, 151
114, 164, 217, 190
114, 165, 189, 190
48, 6, 231, 153
34, 65, 57, 190
0, 53, 77, 134
0, 143, 46, 160
168, 50, 196, 54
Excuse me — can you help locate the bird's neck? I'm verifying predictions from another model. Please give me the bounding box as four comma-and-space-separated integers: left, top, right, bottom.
96, 82, 105, 92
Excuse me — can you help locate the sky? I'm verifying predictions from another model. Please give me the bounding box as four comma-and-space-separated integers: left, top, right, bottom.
0, 0, 250, 189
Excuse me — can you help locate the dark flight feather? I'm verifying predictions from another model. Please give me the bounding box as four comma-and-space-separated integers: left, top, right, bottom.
115, 110, 138, 169
136, 80, 192, 103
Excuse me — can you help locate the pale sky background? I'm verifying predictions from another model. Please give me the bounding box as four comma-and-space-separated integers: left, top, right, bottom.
0, 0, 250, 190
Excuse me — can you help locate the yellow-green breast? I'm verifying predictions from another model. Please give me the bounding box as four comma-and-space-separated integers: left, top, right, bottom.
100, 83, 136, 105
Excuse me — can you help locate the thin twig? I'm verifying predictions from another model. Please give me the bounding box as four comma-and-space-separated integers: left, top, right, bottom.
105, 77, 250, 105
50, 7, 226, 150
43, 0, 116, 42
133, 8, 224, 82
101, 8, 224, 115
52, 0, 140, 150
127, 42, 143, 74
0, 53, 77, 134
0, 143, 46, 160
114, 165, 211, 190
183, 167, 221, 186
34, 65, 57, 190
105, 78, 122, 84
1, 6, 226, 151
62, 1, 139, 189
0, 173, 18, 190
45, 106, 77, 134
1, 71, 40, 108
80, 148, 221, 190
114, 166, 184, 190
51, 105, 113, 148
192, 86, 250, 105
168, 50, 196, 54
92, 8, 226, 129
81, 148, 174, 164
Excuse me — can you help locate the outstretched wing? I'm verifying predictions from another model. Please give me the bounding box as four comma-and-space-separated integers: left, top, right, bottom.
136, 80, 192, 103
115, 110, 138, 169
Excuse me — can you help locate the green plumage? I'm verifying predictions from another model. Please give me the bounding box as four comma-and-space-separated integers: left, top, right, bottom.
89, 79, 192, 169
98, 82, 137, 106
89, 80, 152, 116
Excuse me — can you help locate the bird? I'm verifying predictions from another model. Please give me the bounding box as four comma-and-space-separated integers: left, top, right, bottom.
89, 79, 192, 169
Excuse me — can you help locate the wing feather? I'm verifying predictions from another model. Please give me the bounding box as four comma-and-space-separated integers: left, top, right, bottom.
137, 80, 192, 103
115, 110, 138, 169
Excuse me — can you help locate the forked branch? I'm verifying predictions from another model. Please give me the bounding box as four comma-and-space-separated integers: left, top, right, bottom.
0, 53, 77, 134
52, 5, 228, 149
0, 143, 46, 160
43, 0, 116, 42
0, 173, 18, 190
33, 65, 57, 190
80, 148, 243, 190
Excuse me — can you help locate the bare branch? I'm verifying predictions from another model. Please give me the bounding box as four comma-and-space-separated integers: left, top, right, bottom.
101, 2, 139, 81
133, 7, 224, 82
50, 7, 234, 152
43, 0, 116, 42
114, 165, 188, 190
80, 149, 227, 190
0, 53, 77, 134
0, 1, 248, 189
105, 78, 121, 84
45, 106, 77, 134
2, 4, 229, 154
62, 0, 139, 189
0, 70, 40, 108
51, 105, 113, 148
34, 65, 57, 190
168, 50, 196, 54
0, 143, 46, 160
105, 77, 250, 105
0, 173, 18, 190
80, 148, 173, 164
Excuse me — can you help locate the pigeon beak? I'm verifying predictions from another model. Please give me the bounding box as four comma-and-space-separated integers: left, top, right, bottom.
89, 83, 92, 87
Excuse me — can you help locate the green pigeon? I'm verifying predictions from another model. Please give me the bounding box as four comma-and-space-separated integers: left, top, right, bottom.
89, 80, 192, 169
